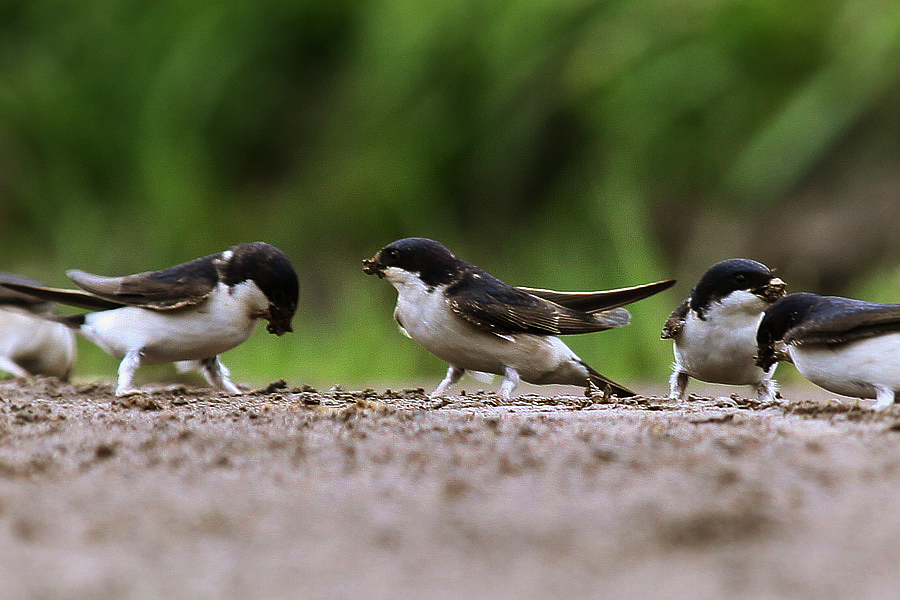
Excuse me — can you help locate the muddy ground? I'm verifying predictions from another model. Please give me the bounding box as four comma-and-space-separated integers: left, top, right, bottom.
1, 378, 900, 600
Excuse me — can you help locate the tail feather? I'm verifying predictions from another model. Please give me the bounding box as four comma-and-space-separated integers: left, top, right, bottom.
25, 312, 86, 329
0, 281, 122, 311
519, 279, 676, 313
591, 307, 631, 330
0, 273, 57, 312
583, 363, 636, 397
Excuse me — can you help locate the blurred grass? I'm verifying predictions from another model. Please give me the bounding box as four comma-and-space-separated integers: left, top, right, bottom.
1, 0, 900, 387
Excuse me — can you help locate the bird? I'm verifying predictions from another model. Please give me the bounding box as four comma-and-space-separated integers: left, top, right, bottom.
0, 242, 298, 396
0, 273, 77, 379
757, 292, 900, 411
661, 258, 786, 402
362, 237, 675, 399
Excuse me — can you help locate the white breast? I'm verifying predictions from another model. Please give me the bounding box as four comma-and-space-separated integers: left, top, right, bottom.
385, 268, 587, 385
0, 307, 76, 377
81, 281, 268, 364
675, 291, 771, 385
790, 333, 900, 399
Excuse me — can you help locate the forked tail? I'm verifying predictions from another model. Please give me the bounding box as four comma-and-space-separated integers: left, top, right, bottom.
584, 363, 636, 397
518, 279, 676, 313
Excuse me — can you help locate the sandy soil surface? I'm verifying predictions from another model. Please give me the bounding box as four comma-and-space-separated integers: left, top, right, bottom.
2, 377, 900, 600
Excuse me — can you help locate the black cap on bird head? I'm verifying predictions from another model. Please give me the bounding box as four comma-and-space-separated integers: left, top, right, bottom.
224, 242, 299, 335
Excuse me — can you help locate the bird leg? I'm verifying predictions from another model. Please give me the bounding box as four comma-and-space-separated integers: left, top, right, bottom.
756, 378, 778, 403
498, 366, 521, 399
431, 366, 464, 398
872, 385, 895, 411
200, 356, 242, 394
116, 350, 144, 396
668, 370, 689, 401
0, 356, 30, 379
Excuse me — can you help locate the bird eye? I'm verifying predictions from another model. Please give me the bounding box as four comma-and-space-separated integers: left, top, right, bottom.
386, 248, 399, 260
734, 274, 748, 284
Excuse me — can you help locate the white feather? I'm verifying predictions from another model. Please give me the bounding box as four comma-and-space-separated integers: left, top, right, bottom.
383, 266, 590, 386
79, 280, 268, 364
0, 307, 76, 378
674, 290, 773, 386
790, 333, 900, 401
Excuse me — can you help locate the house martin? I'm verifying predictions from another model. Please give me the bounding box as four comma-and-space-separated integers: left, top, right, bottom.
661, 258, 785, 401
363, 237, 675, 399
757, 292, 900, 410
0, 242, 298, 396
0, 273, 76, 379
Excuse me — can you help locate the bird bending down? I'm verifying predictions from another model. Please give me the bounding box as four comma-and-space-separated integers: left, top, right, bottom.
363, 237, 675, 399
757, 292, 900, 411
0, 243, 298, 396
0, 273, 76, 379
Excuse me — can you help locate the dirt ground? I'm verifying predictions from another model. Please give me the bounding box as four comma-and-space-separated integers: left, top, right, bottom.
2, 378, 900, 600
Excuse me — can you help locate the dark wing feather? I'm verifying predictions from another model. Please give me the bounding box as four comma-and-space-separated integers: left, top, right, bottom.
67, 254, 220, 310
449, 271, 627, 336
518, 279, 676, 313
0, 281, 124, 311
786, 302, 900, 346
585, 363, 635, 397
0, 273, 58, 312
660, 298, 690, 340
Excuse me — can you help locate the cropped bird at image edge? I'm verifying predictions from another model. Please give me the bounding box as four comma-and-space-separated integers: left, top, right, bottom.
0, 242, 298, 396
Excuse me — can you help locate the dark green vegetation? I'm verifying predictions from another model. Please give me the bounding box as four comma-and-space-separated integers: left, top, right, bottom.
2, 0, 899, 386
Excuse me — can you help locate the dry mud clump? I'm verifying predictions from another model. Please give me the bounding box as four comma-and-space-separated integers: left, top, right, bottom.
1, 377, 900, 600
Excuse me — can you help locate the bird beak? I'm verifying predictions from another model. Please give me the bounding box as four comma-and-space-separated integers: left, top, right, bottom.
755, 277, 786, 302
755, 339, 790, 370
362, 255, 384, 277
265, 307, 294, 336
266, 320, 293, 336
754, 351, 770, 370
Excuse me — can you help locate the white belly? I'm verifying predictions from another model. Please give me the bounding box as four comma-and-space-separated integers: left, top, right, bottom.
391, 277, 587, 385
675, 306, 768, 385
0, 308, 76, 377
81, 282, 264, 364
790, 333, 900, 399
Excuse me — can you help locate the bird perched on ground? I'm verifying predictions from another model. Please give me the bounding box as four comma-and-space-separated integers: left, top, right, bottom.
757, 292, 900, 411
661, 259, 786, 402
0, 273, 77, 380
0, 243, 298, 396
363, 237, 675, 399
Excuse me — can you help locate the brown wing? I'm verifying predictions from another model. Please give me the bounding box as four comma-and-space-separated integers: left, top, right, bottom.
585, 364, 636, 397
0, 273, 59, 312
519, 279, 676, 313
66, 253, 221, 310
0, 280, 124, 311
660, 298, 690, 340
449, 272, 629, 336
786, 303, 900, 346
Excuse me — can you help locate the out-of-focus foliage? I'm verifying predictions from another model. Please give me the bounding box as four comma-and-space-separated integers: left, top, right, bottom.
1, 0, 899, 387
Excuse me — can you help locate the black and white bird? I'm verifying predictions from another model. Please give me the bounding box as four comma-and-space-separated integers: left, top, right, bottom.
363, 237, 675, 398
0, 273, 77, 379
661, 259, 785, 402
0, 243, 298, 396
757, 292, 900, 411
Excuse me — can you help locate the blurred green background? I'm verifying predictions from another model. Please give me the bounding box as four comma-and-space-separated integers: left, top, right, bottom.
2, 0, 900, 390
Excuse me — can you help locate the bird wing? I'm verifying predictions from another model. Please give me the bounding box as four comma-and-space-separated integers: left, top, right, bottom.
786, 302, 900, 346
660, 298, 690, 340
0, 280, 125, 311
518, 279, 675, 313
66, 254, 221, 310
0, 273, 60, 312
449, 272, 629, 336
